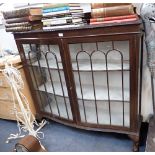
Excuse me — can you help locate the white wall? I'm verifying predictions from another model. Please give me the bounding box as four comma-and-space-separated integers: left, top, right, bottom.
0, 28, 18, 53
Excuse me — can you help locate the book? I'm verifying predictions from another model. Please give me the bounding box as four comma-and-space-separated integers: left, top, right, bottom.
42, 13, 72, 19
90, 14, 138, 23
69, 9, 83, 13
43, 17, 83, 26
6, 26, 31, 32
6, 24, 43, 32
43, 6, 70, 13
69, 7, 82, 10
3, 8, 42, 19
43, 3, 69, 9
43, 23, 84, 30
42, 16, 73, 22
43, 10, 70, 17
69, 3, 80, 7
91, 3, 131, 9
91, 5, 135, 18
43, 19, 72, 26
5, 21, 42, 28
90, 17, 138, 25
5, 16, 42, 24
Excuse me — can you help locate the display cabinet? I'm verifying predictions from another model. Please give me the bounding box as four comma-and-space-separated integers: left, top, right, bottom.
14, 19, 143, 151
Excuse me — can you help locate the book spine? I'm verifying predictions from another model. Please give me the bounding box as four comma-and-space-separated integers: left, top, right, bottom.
43, 3, 68, 9
5, 17, 30, 24
5, 22, 31, 28
3, 8, 30, 19
90, 17, 138, 25
43, 10, 70, 17
6, 26, 32, 32
69, 3, 80, 7
91, 3, 131, 9
91, 5, 134, 18
90, 14, 137, 22
43, 24, 83, 30
42, 16, 72, 22
43, 19, 71, 26
43, 6, 70, 13
42, 13, 72, 19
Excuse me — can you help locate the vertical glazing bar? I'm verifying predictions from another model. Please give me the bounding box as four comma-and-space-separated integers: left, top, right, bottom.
45, 51, 60, 117
96, 42, 99, 51
77, 43, 87, 122
90, 54, 99, 124
37, 45, 53, 114
112, 41, 114, 50
29, 44, 44, 111
106, 52, 112, 125
47, 45, 69, 119
121, 53, 125, 126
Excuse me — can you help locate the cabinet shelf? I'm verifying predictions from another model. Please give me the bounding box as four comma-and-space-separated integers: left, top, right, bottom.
31, 59, 129, 72
44, 99, 129, 126
38, 81, 129, 102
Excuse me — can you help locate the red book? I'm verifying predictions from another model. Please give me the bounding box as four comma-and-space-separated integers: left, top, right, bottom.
90, 14, 138, 23
90, 17, 138, 25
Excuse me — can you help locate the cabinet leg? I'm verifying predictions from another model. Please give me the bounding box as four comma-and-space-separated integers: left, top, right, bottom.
128, 135, 140, 152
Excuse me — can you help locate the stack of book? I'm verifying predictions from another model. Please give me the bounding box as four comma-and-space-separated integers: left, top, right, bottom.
42, 3, 86, 30
3, 8, 43, 32
90, 3, 138, 25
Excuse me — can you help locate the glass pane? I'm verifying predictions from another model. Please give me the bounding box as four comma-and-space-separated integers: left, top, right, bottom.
22, 43, 73, 120
69, 41, 130, 127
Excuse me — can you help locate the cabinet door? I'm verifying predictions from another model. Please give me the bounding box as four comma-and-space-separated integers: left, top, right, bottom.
20, 41, 73, 120
66, 37, 131, 127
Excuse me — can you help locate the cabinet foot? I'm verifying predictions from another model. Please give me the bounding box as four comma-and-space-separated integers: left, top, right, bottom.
128, 134, 140, 152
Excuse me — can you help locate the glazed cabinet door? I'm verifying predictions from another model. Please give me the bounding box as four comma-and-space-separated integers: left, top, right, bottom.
17, 39, 73, 121
64, 35, 139, 130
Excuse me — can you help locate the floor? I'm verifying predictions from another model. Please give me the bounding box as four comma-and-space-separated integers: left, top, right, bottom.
0, 118, 148, 152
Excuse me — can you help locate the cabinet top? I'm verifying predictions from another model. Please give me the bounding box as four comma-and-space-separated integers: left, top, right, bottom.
13, 19, 142, 35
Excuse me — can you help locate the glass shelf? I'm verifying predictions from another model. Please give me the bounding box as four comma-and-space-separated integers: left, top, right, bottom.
37, 81, 129, 102
44, 99, 129, 127
44, 95, 73, 120
31, 59, 129, 71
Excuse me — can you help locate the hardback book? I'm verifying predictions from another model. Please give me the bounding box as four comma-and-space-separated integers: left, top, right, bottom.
5, 16, 42, 24
5, 21, 42, 28
90, 17, 138, 25
6, 26, 31, 32
91, 4, 135, 18
91, 3, 131, 9
3, 8, 42, 19
43, 6, 70, 13
90, 14, 138, 23
6, 24, 43, 32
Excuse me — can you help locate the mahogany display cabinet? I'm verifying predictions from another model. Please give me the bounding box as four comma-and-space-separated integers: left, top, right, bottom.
14, 19, 143, 151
